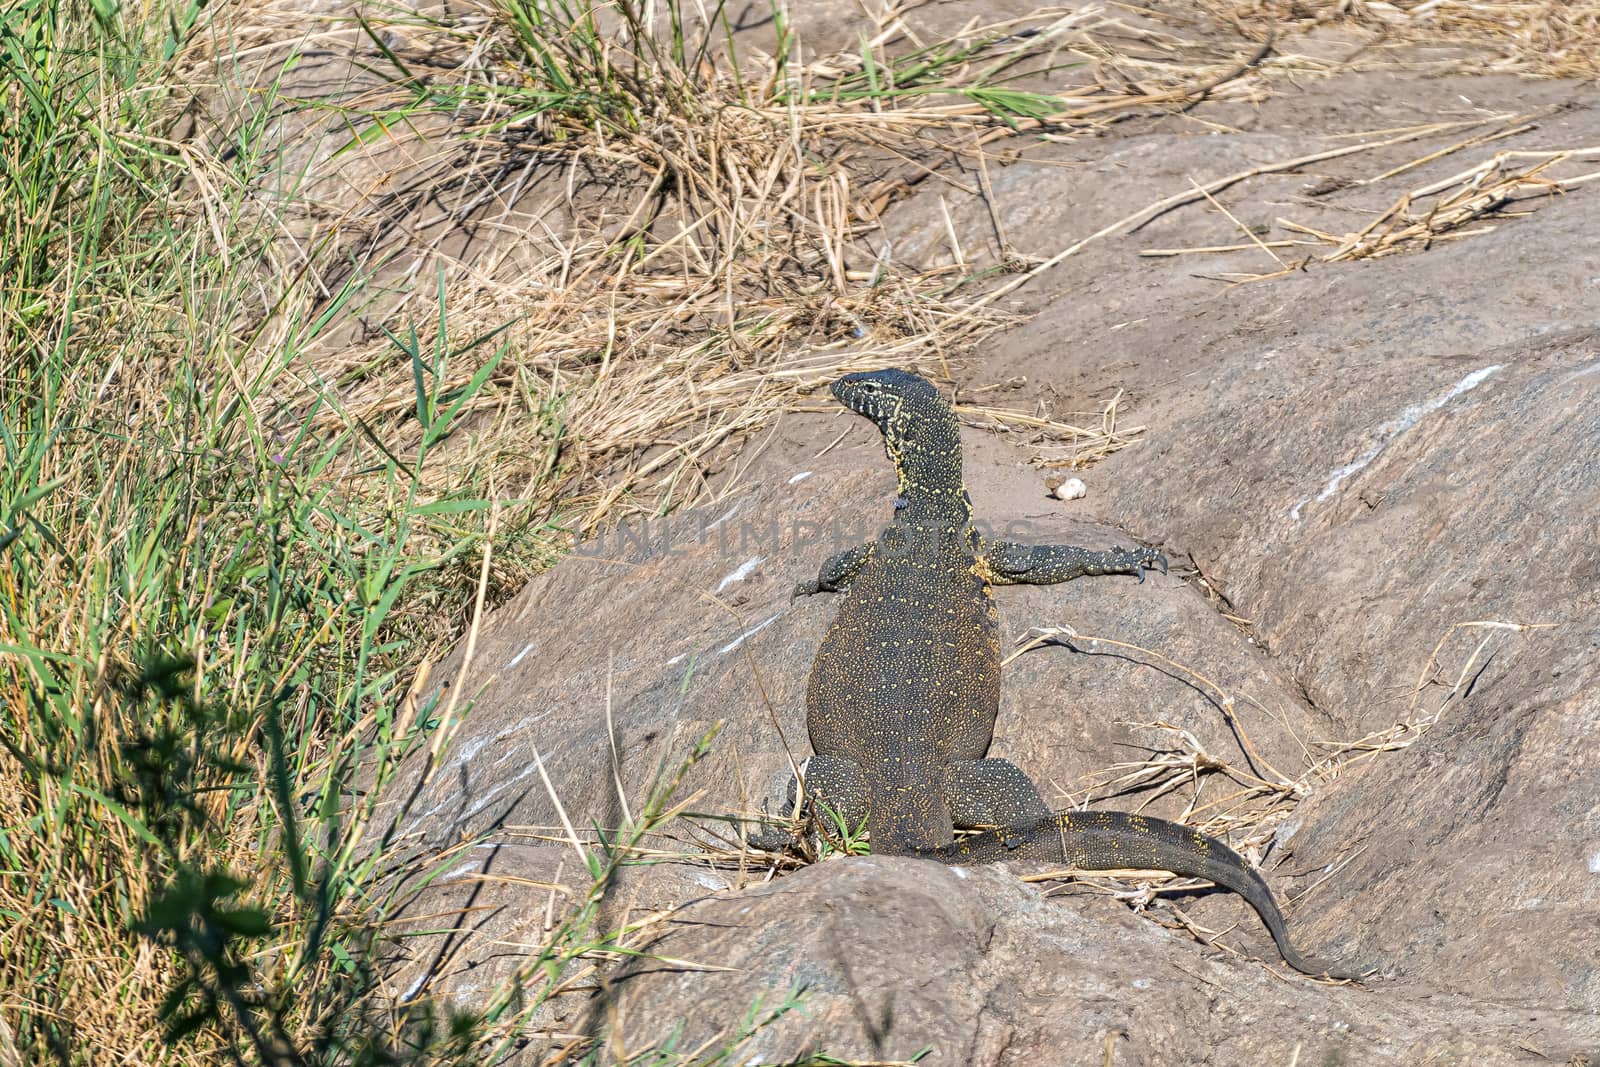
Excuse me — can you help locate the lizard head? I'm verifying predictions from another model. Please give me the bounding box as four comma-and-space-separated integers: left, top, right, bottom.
833, 369, 966, 521
833, 368, 953, 441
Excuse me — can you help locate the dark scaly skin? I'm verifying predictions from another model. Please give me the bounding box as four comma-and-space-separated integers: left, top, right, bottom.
788, 368, 1361, 980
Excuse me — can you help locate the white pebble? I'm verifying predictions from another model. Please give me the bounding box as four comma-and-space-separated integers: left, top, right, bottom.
1053, 478, 1087, 501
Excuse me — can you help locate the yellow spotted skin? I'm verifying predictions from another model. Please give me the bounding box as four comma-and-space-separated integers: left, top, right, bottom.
789, 369, 1362, 980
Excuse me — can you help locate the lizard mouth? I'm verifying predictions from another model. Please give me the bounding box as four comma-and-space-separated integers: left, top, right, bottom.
832, 373, 891, 426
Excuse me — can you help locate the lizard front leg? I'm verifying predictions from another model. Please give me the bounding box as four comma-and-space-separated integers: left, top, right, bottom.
979, 539, 1166, 585
791, 542, 875, 602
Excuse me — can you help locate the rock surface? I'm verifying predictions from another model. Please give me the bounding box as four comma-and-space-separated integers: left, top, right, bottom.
608, 858, 1590, 1066
376, 12, 1600, 1065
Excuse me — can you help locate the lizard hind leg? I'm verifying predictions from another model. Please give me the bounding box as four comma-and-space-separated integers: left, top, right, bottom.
749, 753, 872, 852
799, 752, 872, 842
945, 757, 1052, 829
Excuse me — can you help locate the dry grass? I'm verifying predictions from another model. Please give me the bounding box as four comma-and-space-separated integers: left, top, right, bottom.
1117, 111, 1599, 280
1180, 0, 1600, 79
956, 394, 1147, 469
186, 0, 1344, 559
985, 619, 1552, 963
189, 0, 1600, 554
1277, 145, 1600, 262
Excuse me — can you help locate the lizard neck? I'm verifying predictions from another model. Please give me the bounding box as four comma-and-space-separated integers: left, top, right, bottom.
888, 436, 971, 533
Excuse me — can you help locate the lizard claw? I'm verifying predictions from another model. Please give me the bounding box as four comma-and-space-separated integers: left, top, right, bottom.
746, 822, 795, 853
1132, 549, 1167, 582
791, 581, 819, 604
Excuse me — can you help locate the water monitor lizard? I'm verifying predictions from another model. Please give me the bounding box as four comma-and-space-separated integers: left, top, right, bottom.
772, 367, 1360, 979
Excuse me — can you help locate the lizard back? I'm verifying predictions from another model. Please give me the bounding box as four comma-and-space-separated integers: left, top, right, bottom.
805, 522, 1001, 777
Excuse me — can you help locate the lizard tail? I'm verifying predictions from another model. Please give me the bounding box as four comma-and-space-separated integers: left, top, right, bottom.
927, 808, 1367, 980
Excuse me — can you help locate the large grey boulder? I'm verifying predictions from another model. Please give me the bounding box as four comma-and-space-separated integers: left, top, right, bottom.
378, 63, 1600, 1066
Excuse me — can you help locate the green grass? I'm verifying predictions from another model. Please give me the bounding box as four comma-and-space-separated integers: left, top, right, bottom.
0, 0, 643, 1059
485, 0, 1076, 123
0, 4, 516, 1053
